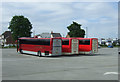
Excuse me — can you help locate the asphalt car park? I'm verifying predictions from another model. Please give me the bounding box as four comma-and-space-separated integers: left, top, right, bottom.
2, 48, 118, 80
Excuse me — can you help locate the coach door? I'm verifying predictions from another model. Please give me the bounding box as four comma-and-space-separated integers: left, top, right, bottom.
71, 39, 79, 54
52, 39, 62, 55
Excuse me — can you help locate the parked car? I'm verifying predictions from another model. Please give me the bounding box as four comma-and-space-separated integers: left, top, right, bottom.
98, 45, 101, 48
107, 42, 113, 48
108, 45, 113, 48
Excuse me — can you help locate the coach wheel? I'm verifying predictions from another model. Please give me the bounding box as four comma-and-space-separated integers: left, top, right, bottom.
20, 49, 23, 54
38, 51, 42, 57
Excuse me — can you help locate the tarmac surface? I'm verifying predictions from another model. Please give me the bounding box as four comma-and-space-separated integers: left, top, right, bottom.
2, 48, 118, 80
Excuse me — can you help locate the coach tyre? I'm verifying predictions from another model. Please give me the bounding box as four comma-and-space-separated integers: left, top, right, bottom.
38, 51, 42, 57
37, 51, 40, 57
20, 49, 23, 54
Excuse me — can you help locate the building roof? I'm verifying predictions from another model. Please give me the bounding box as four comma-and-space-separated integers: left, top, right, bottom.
2, 31, 11, 38
51, 33, 61, 37
36, 32, 62, 38
36, 33, 51, 38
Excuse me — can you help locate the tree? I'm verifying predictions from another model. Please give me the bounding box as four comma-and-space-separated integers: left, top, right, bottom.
8, 15, 33, 41
67, 21, 85, 38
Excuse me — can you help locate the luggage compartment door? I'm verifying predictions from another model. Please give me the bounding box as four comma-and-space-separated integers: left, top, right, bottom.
92, 39, 98, 53
52, 39, 62, 55
71, 39, 79, 54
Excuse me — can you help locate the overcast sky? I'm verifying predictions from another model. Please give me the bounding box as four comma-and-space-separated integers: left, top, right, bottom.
1, 2, 118, 39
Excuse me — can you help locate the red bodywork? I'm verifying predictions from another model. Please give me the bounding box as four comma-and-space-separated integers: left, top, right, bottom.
17, 37, 98, 55
17, 37, 61, 54
77, 38, 98, 52
62, 37, 98, 54
62, 38, 71, 54
62, 37, 79, 54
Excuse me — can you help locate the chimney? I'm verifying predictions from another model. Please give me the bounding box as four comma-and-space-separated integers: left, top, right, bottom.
51, 31, 53, 33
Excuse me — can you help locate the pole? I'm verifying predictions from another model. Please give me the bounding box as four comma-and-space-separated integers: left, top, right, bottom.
33, 30, 35, 37
86, 27, 88, 38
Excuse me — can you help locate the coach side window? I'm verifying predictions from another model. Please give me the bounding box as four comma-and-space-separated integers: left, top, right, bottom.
79, 39, 90, 45
39, 39, 50, 45
20, 39, 50, 45
62, 39, 69, 45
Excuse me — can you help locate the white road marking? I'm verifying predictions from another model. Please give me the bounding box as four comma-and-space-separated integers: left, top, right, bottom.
104, 72, 119, 75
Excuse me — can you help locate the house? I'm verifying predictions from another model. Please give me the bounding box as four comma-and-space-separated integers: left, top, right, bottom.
0, 35, 4, 47
51, 33, 61, 38
100, 38, 106, 45
0, 31, 16, 47
35, 31, 62, 38
66, 34, 70, 38
36, 33, 51, 38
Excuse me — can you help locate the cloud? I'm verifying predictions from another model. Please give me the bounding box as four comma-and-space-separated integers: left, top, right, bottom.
1, 0, 119, 2
1, 2, 118, 39
72, 2, 118, 38
73, 2, 117, 19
